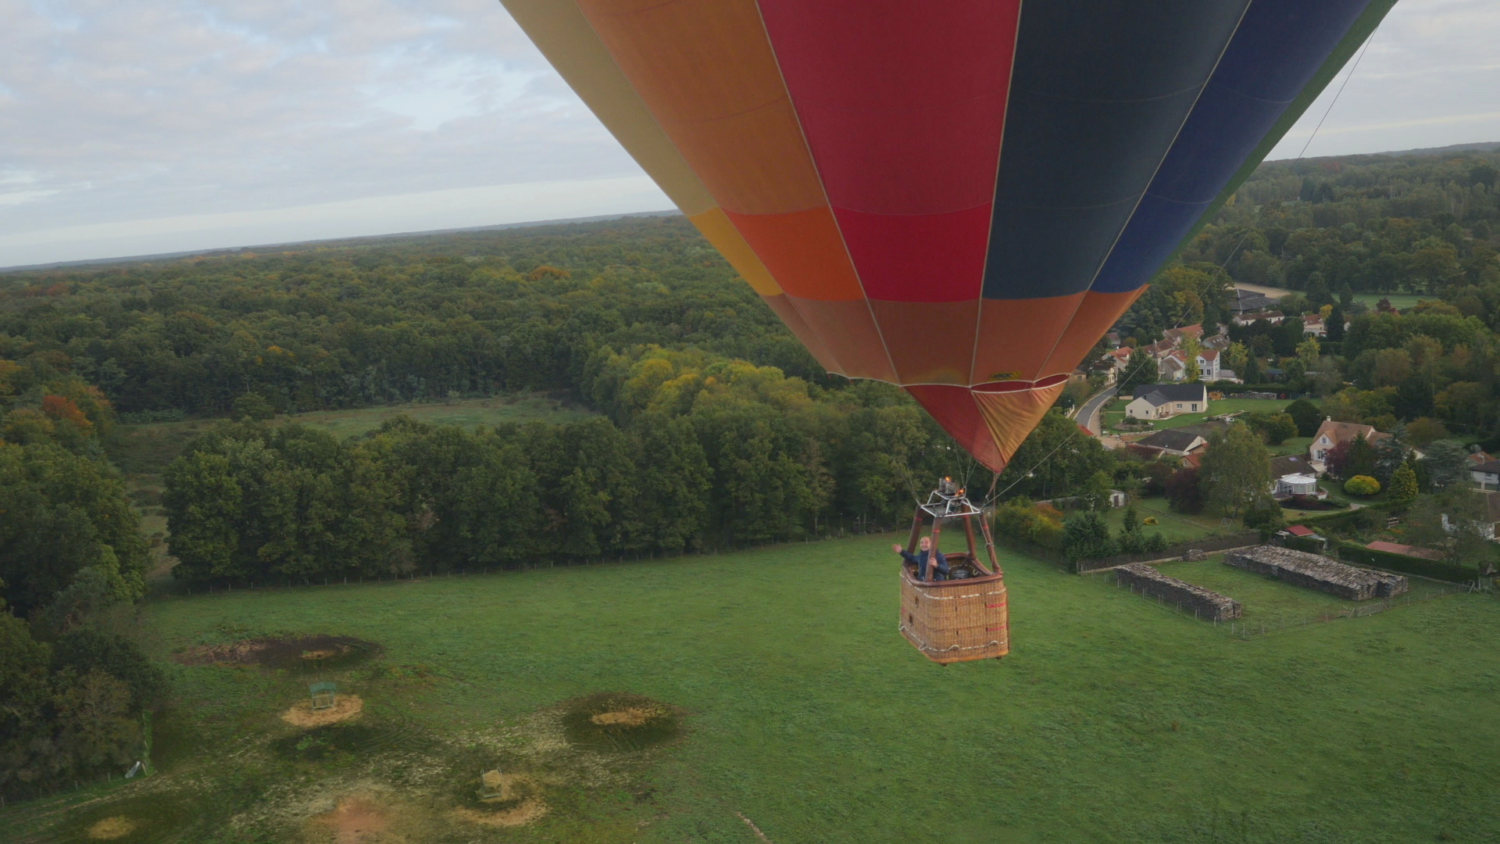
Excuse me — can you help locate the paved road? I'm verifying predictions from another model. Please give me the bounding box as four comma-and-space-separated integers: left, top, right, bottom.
1075, 385, 1119, 436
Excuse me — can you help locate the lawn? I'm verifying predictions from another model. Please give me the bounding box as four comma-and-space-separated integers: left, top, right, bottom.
10, 536, 1499, 842
108, 393, 594, 476
1106, 496, 1234, 544
1269, 435, 1313, 457
1156, 398, 1296, 430
1351, 292, 1430, 311
1144, 555, 1456, 628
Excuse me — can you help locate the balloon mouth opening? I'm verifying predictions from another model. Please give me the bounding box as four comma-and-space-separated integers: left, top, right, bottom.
970, 374, 1069, 393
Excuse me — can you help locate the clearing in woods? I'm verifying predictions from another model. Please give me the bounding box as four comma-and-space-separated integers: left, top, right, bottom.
3, 535, 1498, 843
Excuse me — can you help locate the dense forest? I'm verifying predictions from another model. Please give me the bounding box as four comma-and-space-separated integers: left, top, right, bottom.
3, 146, 1500, 796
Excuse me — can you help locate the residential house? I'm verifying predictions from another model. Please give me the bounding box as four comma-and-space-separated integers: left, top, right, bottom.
1158, 348, 1220, 381
1160, 351, 1188, 381
1105, 332, 1122, 349
1140, 338, 1176, 361
1230, 288, 1277, 315
1201, 332, 1231, 352
1309, 419, 1390, 470
1124, 383, 1210, 420
1232, 310, 1285, 327
1101, 346, 1133, 374
1470, 459, 1500, 490
1197, 348, 1221, 380
1162, 324, 1205, 347
1301, 313, 1326, 336
1270, 455, 1324, 499
1130, 428, 1207, 459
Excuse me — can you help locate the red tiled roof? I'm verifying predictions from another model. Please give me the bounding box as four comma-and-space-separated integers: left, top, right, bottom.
1285, 525, 1316, 537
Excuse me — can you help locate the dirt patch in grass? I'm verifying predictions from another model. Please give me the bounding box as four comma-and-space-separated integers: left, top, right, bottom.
307, 793, 392, 844
282, 695, 364, 728
453, 798, 549, 828
562, 693, 681, 753
591, 707, 661, 727
49, 793, 196, 843
85, 816, 138, 840
174, 635, 382, 671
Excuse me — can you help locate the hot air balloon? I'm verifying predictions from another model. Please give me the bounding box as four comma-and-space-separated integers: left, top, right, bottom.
497, 0, 1394, 661
500, 0, 1392, 472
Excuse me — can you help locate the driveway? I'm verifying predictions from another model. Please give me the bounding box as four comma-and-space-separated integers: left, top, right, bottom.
1075, 385, 1119, 436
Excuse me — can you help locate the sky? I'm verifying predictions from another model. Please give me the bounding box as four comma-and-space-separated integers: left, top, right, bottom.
1, 0, 1498, 269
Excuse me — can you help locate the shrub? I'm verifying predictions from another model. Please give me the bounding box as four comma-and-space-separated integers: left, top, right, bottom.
1143, 517, 1159, 525
1344, 475, 1381, 496
1165, 467, 1203, 513
1279, 495, 1347, 511
1062, 511, 1115, 562
1144, 533, 1169, 553
1242, 505, 1285, 531
52, 629, 169, 712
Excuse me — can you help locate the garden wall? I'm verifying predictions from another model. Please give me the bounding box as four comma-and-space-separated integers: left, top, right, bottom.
1115, 564, 1242, 621
1225, 546, 1408, 600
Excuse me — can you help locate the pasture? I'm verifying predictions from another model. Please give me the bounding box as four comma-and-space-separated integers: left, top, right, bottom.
5, 536, 1499, 843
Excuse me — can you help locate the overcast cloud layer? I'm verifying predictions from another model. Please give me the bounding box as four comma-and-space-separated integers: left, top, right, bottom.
2, 0, 1498, 268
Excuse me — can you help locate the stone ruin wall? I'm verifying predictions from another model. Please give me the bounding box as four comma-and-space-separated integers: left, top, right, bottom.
1224, 546, 1408, 601
1115, 563, 1243, 621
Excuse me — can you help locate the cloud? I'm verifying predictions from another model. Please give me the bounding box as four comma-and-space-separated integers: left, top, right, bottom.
0, 0, 1496, 266
1269, 0, 1500, 158
0, 0, 642, 263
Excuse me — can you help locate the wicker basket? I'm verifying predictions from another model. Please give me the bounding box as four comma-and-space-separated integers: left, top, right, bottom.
898, 552, 1009, 664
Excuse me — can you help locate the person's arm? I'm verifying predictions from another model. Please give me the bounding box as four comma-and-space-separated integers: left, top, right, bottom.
897, 549, 921, 566
933, 550, 950, 575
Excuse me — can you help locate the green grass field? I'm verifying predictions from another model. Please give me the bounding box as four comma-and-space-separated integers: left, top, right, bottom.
1146, 555, 1455, 627
1351, 293, 1429, 311
109, 393, 594, 476
7, 536, 1499, 843
1105, 496, 1233, 544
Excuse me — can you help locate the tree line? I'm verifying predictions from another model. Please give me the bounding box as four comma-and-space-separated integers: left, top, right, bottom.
0, 373, 162, 799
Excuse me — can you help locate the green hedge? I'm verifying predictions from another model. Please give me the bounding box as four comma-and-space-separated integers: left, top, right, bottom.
1291, 501, 1399, 534
1282, 536, 1326, 554
1334, 541, 1477, 585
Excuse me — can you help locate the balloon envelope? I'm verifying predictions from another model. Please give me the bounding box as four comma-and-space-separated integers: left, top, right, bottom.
500, 0, 1394, 471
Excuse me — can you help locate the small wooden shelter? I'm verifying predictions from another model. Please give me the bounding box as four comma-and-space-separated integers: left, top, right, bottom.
309, 681, 338, 710
898, 479, 1009, 665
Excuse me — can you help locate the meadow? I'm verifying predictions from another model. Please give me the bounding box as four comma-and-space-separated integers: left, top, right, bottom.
5, 535, 1499, 843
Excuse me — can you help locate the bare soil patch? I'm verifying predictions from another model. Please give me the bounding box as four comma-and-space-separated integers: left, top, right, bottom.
282, 695, 364, 728
174, 635, 381, 670
86, 816, 138, 840
308, 793, 392, 844
453, 799, 548, 828
591, 706, 663, 727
